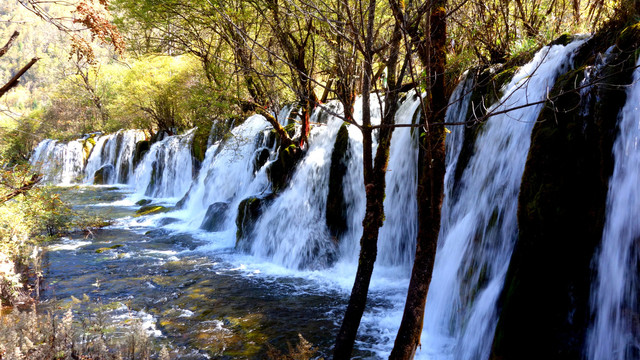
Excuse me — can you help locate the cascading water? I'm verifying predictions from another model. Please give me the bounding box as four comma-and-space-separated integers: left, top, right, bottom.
249, 105, 345, 269
173, 115, 271, 230
419, 41, 584, 359
84, 129, 147, 184
134, 129, 195, 199
30, 139, 85, 184
587, 57, 640, 360
248, 98, 386, 269
376, 94, 420, 267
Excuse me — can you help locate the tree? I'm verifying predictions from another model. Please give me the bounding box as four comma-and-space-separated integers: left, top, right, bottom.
389, 0, 448, 357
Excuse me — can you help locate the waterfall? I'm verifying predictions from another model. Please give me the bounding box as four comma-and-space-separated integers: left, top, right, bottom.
377, 94, 421, 267
175, 115, 271, 229
30, 139, 85, 184
420, 41, 584, 359
247, 98, 384, 269
587, 57, 640, 360
85, 129, 147, 184
134, 129, 195, 199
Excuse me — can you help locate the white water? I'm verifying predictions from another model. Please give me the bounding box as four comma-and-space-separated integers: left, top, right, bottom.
417, 41, 584, 360
85, 129, 147, 184
134, 129, 195, 199
171, 115, 271, 229
30, 139, 85, 184
377, 94, 421, 267
587, 57, 640, 360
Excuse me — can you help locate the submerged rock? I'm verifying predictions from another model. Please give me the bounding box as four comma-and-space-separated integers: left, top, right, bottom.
135, 205, 170, 217
95, 244, 123, 253
135, 199, 153, 206
200, 202, 230, 232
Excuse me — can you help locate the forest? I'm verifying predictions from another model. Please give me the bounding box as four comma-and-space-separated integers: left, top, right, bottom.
0, 0, 639, 359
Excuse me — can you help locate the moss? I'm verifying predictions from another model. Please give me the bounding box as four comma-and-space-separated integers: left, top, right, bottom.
135, 199, 152, 206
95, 244, 123, 253
191, 126, 209, 165
235, 195, 275, 245
453, 65, 518, 188
134, 205, 170, 217
266, 144, 303, 193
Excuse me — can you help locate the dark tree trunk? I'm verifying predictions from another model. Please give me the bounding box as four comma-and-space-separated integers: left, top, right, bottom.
390, 0, 448, 358
334, 18, 405, 360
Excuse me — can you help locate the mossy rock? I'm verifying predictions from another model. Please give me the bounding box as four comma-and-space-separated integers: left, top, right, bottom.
133, 140, 151, 169
253, 148, 271, 173
490, 32, 637, 360
326, 122, 350, 239
618, 21, 640, 51
135, 199, 152, 206
95, 244, 123, 253
93, 165, 114, 185
135, 205, 171, 217
200, 202, 230, 232
266, 144, 303, 193
82, 134, 97, 162
191, 127, 209, 166
235, 195, 275, 246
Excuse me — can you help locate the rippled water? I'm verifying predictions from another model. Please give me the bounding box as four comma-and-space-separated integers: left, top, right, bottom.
41, 186, 391, 359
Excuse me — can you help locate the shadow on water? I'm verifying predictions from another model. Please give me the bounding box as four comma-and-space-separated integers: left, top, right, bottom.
41, 186, 384, 359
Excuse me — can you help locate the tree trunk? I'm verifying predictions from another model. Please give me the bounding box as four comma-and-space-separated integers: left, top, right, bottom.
390, 0, 447, 358
334, 18, 405, 360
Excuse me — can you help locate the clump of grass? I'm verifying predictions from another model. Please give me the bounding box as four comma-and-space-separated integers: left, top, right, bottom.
0, 303, 171, 360
266, 334, 323, 360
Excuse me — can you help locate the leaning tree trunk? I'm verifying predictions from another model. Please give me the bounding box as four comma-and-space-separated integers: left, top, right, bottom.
390, 0, 448, 358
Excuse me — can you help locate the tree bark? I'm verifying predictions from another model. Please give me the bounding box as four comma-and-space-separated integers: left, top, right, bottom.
0, 174, 42, 204
389, 0, 448, 358
333, 18, 405, 360
0, 31, 19, 59
0, 57, 39, 99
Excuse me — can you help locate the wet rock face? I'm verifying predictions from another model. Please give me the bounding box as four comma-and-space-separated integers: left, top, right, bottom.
235, 195, 275, 247
94, 165, 114, 184
326, 122, 350, 239
133, 140, 151, 169
200, 202, 230, 232
266, 144, 303, 193
491, 30, 640, 360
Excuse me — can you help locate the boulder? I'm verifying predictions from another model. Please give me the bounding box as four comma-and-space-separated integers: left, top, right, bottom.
200, 202, 230, 232
93, 165, 114, 185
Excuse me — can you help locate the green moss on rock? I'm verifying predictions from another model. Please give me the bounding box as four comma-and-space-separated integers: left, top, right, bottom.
266, 144, 303, 193
235, 195, 275, 246
95, 244, 123, 253
135, 205, 170, 217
